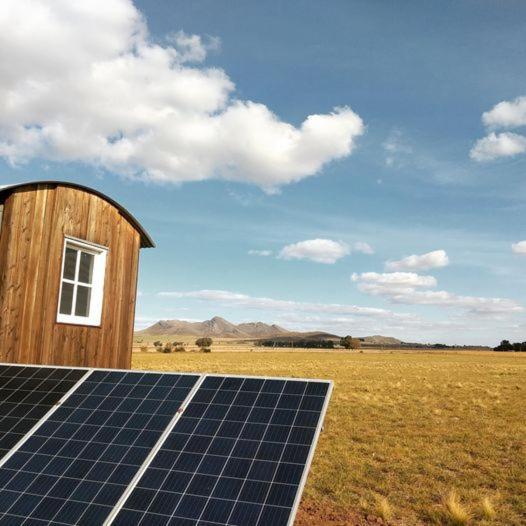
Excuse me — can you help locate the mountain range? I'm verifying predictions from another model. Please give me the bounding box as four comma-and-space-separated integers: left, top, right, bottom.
139, 317, 402, 344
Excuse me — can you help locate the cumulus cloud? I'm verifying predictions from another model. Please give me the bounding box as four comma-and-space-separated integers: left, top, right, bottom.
352, 272, 522, 315
248, 249, 272, 257
470, 132, 526, 161
471, 96, 526, 162
0, 0, 364, 192
385, 250, 449, 272
482, 96, 526, 129
512, 240, 526, 254
278, 239, 350, 264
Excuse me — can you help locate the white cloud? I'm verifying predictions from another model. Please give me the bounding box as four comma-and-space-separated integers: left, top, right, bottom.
352, 272, 437, 289
482, 96, 526, 129
512, 240, 526, 254
0, 0, 364, 192
385, 250, 449, 272
470, 132, 526, 161
157, 289, 405, 319
383, 129, 412, 167
352, 272, 522, 315
248, 249, 272, 257
278, 239, 350, 264
471, 96, 526, 162
353, 241, 374, 255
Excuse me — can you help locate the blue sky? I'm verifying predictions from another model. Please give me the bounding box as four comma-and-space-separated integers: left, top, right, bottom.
1, 0, 525, 344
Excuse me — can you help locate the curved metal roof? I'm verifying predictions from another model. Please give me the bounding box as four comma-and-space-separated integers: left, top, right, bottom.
0, 180, 154, 248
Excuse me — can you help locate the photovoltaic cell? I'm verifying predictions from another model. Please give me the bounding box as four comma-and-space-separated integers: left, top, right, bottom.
0, 365, 87, 460
0, 369, 199, 525
113, 375, 331, 526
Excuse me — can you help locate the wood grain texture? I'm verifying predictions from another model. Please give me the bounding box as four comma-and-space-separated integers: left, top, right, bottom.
0, 183, 142, 369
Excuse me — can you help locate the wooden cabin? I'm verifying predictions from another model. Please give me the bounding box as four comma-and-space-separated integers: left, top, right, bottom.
0, 181, 154, 369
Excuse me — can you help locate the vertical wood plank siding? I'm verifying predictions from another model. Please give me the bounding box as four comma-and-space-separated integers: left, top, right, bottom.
0, 184, 141, 369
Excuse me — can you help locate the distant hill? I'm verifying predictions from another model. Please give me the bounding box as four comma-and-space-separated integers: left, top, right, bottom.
361, 335, 403, 345
139, 317, 401, 343
140, 316, 291, 339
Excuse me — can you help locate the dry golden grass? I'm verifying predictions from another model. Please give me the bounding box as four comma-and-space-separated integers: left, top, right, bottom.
443, 490, 471, 525
481, 495, 497, 520
374, 494, 394, 522
132, 349, 526, 525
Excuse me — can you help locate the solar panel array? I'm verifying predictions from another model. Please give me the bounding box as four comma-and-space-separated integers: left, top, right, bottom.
0, 365, 331, 526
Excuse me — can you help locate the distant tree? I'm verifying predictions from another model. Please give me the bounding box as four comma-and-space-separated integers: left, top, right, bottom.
153, 340, 163, 348
494, 340, 513, 352
340, 335, 360, 350
340, 336, 354, 349
349, 338, 361, 350
196, 337, 213, 351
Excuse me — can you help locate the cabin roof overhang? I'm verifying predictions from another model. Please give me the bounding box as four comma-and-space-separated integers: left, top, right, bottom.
0, 180, 155, 248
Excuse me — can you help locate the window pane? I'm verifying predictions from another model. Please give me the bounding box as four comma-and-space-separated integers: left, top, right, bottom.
78, 251, 94, 284
63, 247, 78, 280
59, 282, 74, 315
75, 286, 92, 317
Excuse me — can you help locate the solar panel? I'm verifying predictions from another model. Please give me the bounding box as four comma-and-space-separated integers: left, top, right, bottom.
0, 369, 199, 525
0, 365, 87, 460
111, 375, 332, 526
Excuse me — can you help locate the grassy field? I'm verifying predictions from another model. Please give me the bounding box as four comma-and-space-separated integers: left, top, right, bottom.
132, 349, 526, 525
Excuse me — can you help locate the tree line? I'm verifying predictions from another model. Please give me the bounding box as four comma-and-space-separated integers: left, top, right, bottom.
494, 340, 526, 352
256, 335, 361, 350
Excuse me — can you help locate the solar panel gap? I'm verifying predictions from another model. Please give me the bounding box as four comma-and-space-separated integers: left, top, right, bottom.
0, 367, 92, 470
103, 373, 207, 526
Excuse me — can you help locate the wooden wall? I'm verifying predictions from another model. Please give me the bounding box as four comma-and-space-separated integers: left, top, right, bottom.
0, 184, 141, 369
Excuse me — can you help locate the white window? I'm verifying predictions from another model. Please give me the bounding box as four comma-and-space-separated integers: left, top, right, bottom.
57, 237, 108, 326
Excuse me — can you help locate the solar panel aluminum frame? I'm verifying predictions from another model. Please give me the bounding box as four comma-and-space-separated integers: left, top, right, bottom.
0, 366, 93, 470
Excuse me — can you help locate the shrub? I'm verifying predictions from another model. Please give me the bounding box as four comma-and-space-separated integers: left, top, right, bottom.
202, 347, 212, 353
196, 337, 213, 349
174, 345, 186, 353
140, 346, 148, 353
156, 343, 173, 353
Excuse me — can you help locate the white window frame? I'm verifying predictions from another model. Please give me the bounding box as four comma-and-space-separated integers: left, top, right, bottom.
57, 236, 108, 326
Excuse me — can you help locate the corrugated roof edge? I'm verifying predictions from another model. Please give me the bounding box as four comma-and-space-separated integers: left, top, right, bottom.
0, 180, 155, 248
